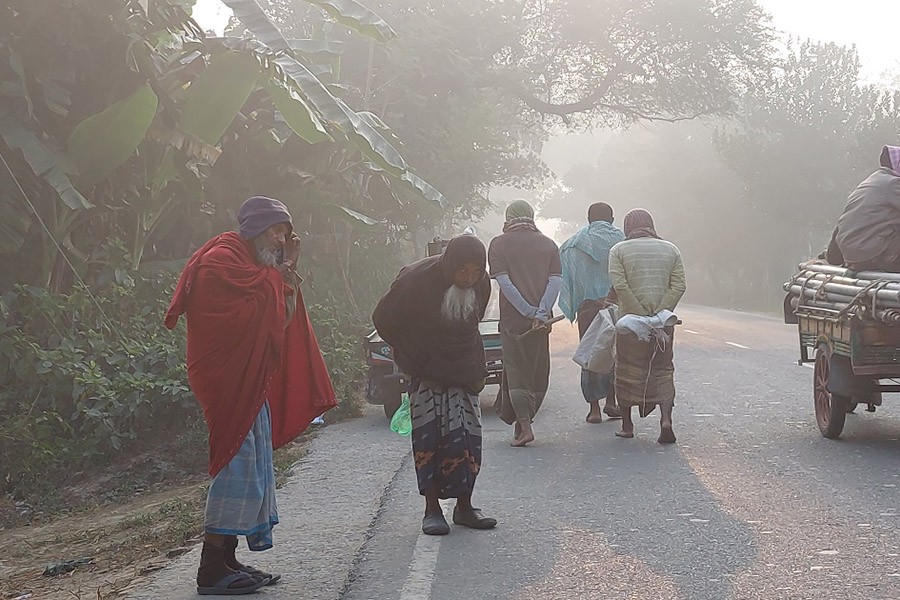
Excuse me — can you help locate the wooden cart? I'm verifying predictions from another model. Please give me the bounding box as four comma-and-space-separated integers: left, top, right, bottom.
788, 298, 900, 438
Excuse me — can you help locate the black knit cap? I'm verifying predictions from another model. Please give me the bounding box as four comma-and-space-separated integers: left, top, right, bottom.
439, 234, 486, 282
237, 196, 293, 240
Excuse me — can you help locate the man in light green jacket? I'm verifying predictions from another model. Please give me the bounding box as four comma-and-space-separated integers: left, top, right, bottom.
608, 209, 686, 443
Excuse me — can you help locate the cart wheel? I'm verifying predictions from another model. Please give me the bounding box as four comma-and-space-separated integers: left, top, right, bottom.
814, 346, 850, 439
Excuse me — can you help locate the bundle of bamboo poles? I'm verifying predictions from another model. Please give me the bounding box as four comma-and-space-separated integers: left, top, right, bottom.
783, 261, 900, 324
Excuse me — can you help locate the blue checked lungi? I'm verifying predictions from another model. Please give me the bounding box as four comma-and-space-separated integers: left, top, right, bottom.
204, 402, 279, 551
581, 370, 613, 403
577, 301, 615, 404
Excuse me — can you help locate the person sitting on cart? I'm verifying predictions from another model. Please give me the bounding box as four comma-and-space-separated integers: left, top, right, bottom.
825, 145, 900, 272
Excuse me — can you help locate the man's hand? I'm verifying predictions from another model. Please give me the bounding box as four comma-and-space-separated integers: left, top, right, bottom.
532, 318, 549, 332
283, 233, 301, 266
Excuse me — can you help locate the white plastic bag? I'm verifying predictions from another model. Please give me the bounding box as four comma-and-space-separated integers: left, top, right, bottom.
572, 307, 617, 374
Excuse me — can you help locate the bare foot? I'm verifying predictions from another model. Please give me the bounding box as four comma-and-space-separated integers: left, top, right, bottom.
510, 431, 535, 447
586, 412, 603, 424
615, 429, 634, 439
658, 424, 676, 444
603, 405, 622, 420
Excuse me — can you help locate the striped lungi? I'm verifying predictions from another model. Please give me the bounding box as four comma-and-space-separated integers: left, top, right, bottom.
615, 328, 676, 418
205, 402, 279, 551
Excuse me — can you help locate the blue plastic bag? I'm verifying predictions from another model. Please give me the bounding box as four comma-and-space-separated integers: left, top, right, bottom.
390, 393, 412, 437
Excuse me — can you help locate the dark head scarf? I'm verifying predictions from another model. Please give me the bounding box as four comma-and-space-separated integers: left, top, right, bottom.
880, 145, 900, 173
623, 208, 660, 240
588, 202, 614, 224
372, 235, 490, 386
238, 196, 293, 240
440, 234, 488, 282
503, 199, 539, 233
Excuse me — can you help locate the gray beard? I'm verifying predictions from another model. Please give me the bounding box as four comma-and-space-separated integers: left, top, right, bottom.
441, 285, 477, 322
254, 238, 280, 267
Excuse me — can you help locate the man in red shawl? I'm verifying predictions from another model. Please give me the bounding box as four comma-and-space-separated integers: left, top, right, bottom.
165, 196, 336, 595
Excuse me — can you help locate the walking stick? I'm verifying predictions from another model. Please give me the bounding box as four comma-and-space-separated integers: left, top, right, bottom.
514, 315, 565, 339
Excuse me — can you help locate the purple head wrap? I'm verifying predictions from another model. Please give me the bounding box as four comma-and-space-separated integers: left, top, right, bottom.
880, 146, 900, 173
237, 196, 293, 240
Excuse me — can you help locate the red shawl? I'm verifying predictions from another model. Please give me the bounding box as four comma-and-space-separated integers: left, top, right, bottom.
165, 232, 336, 476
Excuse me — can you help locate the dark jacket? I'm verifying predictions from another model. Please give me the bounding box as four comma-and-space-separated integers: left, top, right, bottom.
836, 167, 900, 265
372, 237, 490, 386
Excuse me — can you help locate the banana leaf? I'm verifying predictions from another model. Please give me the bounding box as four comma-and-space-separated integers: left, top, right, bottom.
305, 0, 396, 42
67, 83, 159, 187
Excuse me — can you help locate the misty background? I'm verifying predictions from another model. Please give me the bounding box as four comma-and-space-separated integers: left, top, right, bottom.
3, 0, 900, 533
473, 3, 900, 313
192, 1, 900, 316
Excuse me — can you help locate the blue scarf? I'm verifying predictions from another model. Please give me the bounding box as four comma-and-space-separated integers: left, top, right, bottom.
558, 221, 625, 321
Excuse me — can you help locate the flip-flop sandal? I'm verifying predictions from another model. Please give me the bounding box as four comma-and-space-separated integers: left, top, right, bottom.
197, 572, 269, 596
422, 513, 450, 535
452, 508, 498, 530
239, 564, 282, 585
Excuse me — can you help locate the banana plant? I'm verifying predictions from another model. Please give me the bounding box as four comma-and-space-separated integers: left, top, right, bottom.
211, 0, 445, 209
117, 0, 442, 265
0, 0, 445, 287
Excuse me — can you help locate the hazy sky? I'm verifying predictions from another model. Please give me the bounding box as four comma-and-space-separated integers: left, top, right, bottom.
193, 0, 896, 80
194, 0, 229, 34
757, 0, 896, 80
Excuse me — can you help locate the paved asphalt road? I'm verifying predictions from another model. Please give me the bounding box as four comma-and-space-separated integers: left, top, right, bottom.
134, 305, 900, 600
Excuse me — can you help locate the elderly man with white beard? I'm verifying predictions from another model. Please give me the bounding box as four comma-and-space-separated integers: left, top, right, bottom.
373, 235, 498, 536
165, 196, 336, 595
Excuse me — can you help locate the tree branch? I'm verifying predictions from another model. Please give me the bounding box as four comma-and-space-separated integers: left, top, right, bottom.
501, 69, 724, 123
506, 60, 627, 117
500, 45, 643, 118
595, 104, 724, 123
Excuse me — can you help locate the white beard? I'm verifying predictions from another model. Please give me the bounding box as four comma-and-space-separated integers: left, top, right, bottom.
254, 238, 280, 267
441, 285, 477, 322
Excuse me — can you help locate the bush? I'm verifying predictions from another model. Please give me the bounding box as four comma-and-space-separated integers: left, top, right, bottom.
306, 300, 368, 422
0, 270, 194, 496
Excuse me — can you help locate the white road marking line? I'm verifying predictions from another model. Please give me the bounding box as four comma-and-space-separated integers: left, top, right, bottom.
684, 329, 701, 334
398, 517, 443, 600
803, 363, 814, 370
726, 342, 750, 349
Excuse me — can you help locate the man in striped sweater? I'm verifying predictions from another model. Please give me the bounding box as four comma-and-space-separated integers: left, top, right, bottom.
608, 209, 686, 443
